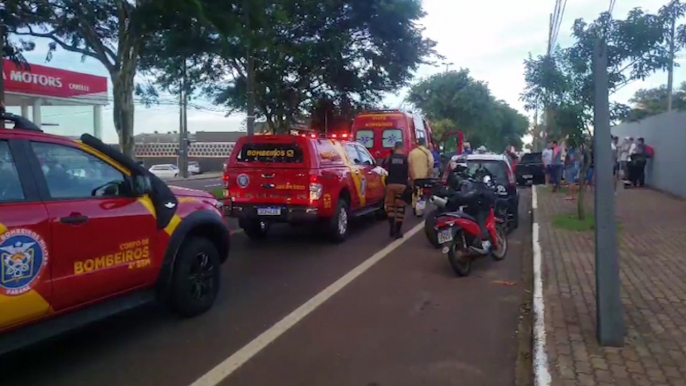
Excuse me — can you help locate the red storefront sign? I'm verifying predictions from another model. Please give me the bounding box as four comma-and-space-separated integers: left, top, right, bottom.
2, 59, 108, 101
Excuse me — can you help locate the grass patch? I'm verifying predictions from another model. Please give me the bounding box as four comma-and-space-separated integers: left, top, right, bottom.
210, 188, 224, 199
551, 214, 623, 232
551, 214, 595, 231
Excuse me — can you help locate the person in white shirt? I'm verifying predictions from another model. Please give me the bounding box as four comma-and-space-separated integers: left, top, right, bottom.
541, 144, 553, 185
618, 137, 632, 181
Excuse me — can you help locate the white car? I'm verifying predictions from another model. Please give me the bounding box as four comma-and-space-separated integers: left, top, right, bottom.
188, 161, 201, 174
149, 164, 179, 179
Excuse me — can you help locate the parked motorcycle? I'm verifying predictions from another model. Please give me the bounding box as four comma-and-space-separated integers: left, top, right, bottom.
430, 175, 508, 276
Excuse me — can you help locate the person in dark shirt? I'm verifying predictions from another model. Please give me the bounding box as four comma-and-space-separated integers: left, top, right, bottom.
385, 141, 410, 238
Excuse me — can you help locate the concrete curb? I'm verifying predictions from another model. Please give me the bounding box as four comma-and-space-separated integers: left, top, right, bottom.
532, 185, 551, 386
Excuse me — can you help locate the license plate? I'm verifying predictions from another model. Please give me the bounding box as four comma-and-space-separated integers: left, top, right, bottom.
257, 207, 281, 216
437, 229, 453, 244
523, 174, 533, 178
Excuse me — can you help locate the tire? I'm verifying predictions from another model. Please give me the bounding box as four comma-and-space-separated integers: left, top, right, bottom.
447, 230, 471, 276
168, 237, 221, 317
492, 225, 508, 261
424, 209, 440, 248
242, 219, 269, 240
329, 198, 349, 243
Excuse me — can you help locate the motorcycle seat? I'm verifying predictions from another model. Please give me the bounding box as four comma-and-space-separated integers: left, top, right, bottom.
443, 211, 477, 223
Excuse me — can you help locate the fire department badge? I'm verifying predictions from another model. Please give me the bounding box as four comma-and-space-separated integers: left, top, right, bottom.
237, 173, 250, 188
0, 228, 49, 296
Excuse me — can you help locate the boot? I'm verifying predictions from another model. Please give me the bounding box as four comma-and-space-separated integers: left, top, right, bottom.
394, 221, 404, 239
388, 218, 396, 237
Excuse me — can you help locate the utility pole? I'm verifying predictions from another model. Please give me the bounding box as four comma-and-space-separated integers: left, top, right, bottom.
245, 0, 255, 136
667, 16, 676, 112
593, 38, 625, 347
178, 59, 189, 178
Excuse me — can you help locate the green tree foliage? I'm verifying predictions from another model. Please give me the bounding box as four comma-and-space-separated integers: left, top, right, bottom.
6, 0, 177, 156
407, 69, 528, 150
520, 7, 670, 219
623, 82, 686, 121
141, 0, 438, 133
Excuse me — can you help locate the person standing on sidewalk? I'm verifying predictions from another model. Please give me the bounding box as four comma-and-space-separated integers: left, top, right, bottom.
408, 137, 434, 216
629, 137, 648, 187
550, 140, 563, 192
618, 136, 632, 182
542, 142, 553, 185
385, 142, 410, 239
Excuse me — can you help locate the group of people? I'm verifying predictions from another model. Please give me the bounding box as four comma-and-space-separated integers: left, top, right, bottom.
541, 136, 652, 198
382, 138, 439, 239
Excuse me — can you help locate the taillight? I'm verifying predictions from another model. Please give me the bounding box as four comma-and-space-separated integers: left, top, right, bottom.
309, 174, 322, 201
222, 174, 230, 198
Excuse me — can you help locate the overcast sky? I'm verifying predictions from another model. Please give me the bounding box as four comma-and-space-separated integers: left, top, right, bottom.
6, 0, 681, 144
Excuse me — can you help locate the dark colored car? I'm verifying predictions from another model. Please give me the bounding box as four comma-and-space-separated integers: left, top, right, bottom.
515, 152, 545, 186
463, 154, 519, 231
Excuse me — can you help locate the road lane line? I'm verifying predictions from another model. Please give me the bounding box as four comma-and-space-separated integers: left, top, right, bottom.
531, 186, 551, 386
189, 222, 424, 386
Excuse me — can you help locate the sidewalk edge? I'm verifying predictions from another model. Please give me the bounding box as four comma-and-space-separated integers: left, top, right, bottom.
532, 186, 551, 386
167, 173, 222, 182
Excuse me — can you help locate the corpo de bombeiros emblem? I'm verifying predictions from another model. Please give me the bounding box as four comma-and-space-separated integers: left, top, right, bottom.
0, 228, 49, 296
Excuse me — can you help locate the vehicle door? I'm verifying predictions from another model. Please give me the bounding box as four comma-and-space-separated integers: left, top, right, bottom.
354, 144, 383, 204
342, 143, 366, 208
0, 139, 53, 331
29, 140, 158, 311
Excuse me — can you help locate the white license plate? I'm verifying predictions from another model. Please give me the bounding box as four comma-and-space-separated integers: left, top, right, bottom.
437, 229, 453, 244
257, 207, 281, 216
523, 174, 533, 178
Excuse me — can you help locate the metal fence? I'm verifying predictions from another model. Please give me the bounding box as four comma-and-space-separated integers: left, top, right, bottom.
133, 142, 236, 158
611, 110, 686, 198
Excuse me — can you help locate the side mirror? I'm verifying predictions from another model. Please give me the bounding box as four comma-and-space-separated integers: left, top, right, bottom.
133, 174, 153, 196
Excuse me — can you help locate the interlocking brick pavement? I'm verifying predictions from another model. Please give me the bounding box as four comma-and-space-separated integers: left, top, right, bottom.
536, 186, 686, 386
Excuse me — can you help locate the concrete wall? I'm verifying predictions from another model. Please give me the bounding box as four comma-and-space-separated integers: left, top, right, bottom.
611, 110, 686, 198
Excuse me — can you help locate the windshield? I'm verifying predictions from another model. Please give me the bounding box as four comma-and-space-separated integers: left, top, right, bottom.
355, 130, 374, 148
236, 142, 304, 163
520, 153, 542, 163
382, 129, 403, 148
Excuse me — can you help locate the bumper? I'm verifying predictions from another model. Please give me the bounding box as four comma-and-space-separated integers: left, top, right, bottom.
226, 203, 320, 223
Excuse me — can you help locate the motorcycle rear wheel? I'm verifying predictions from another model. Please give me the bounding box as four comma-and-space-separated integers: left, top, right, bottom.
492, 225, 508, 260
447, 231, 472, 276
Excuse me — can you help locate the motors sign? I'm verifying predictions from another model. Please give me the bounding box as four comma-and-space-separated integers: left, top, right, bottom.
2, 59, 108, 102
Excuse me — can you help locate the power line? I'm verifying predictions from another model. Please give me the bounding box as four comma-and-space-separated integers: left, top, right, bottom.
552, 0, 568, 50
609, 0, 617, 15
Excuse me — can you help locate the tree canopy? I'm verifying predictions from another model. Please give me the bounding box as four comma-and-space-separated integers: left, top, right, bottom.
140, 0, 439, 133
521, 4, 682, 148
407, 69, 528, 150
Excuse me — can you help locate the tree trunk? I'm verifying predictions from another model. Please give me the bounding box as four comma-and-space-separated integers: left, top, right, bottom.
112, 69, 136, 157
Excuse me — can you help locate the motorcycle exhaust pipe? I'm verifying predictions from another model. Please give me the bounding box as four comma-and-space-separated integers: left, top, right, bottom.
430, 195, 447, 208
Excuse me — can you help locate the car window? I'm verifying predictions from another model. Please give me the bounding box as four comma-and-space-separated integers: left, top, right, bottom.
382, 129, 403, 148
521, 153, 542, 163
466, 160, 508, 184
0, 141, 25, 202
355, 130, 374, 149
355, 145, 374, 165
32, 142, 128, 199
343, 144, 363, 165
236, 142, 304, 163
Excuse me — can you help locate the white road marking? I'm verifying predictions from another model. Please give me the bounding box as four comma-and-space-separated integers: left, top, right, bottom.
532, 186, 551, 386
189, 222, 424, 386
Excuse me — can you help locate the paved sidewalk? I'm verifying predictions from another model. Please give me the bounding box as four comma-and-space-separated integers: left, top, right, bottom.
537, 186, 686, 386
166, 171, 222, 182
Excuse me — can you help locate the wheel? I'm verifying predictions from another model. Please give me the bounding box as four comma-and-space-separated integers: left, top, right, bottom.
447, 231, 471, 276
328, 198, 349, 243
424, 209, 440, 248
492, 225, 508, 261
242, 219, 270, 240
168, 237, 221, 317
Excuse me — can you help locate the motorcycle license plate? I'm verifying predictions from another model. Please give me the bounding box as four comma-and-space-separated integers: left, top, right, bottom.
523, 174, 533, 178
437, 229, 453, 244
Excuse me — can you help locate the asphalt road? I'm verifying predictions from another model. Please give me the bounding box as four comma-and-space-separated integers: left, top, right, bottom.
167, 176, 224, 192
0, 191, 531, 386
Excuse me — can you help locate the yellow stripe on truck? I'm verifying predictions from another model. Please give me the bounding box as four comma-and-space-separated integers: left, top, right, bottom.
0, 221, 51, 329
330, 140, 366, 206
